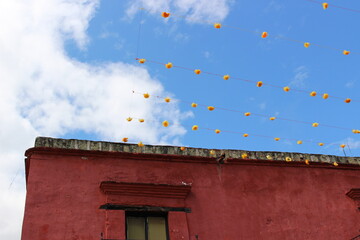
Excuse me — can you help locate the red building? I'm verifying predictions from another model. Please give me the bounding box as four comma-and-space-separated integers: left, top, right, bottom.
22, 137, 360, 240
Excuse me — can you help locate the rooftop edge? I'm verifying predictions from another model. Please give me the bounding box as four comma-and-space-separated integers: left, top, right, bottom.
29, 137, 360, 166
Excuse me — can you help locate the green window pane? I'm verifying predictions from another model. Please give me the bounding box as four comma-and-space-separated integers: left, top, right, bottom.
127, 217, 146, 240
148, 217, 167, 240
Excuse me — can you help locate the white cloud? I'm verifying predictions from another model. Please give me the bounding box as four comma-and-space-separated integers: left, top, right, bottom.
173, 32, 190, 43
126, 0, 233, 23
345, 81, 355, 88
0, 0, 200, 238
259, 102, 267, 110
264, 0, 284, 13
289, 66, 309, 89
203, 51, 211, 58
346, 138, 360, 149
325, 138, 360, 156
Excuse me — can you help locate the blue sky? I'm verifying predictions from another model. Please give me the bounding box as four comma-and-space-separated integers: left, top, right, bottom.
0, 0, 360, 237
65, 0, 360, 156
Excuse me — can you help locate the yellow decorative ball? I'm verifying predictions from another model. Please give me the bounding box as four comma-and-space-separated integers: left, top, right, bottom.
214, 23, 222, 29
162, 121, 169, 127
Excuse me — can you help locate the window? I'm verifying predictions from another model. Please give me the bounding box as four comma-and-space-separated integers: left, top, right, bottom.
126, 212, 169, 240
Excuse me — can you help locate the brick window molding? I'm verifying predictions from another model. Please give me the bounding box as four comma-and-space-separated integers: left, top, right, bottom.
346, 188, 360, 210
99, 181, 192, 240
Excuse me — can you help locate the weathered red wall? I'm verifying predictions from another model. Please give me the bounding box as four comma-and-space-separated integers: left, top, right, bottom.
22, 149, 360, 240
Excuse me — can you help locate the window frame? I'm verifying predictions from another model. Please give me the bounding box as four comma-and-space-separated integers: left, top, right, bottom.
125, 211, 169, 240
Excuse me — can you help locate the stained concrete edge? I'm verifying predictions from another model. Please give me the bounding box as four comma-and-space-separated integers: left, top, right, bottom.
33, 136, 360, 165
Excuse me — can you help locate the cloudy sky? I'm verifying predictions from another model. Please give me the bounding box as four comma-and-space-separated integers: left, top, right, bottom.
1, 0, 360, 238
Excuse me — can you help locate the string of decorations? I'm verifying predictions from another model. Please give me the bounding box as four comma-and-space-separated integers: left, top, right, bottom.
304, 0, 360, 13
159, 11, 358, 55
125, 116, 348, 150
136, 58, 358, 103
128, 9, 354, 161
119, 137, 340, 166
133, 91, 360, 134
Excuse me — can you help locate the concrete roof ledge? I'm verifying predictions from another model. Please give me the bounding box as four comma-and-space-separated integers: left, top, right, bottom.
32, 136, 360, 166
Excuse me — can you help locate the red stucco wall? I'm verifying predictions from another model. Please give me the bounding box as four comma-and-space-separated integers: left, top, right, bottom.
21, 149, 360, 240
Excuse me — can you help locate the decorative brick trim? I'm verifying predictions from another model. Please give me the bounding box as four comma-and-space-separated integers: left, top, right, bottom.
346, 188, 360, 210
100, 181, 191, 199
99, 204, 191, 213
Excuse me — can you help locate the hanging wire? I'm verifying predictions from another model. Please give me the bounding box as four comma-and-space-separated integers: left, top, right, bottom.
129, 8, 146, 122
131, 90, 360, 134
150, 9, 360, 55
135, 58, 359, 103
8, 166, 21, 190
304, 0, 360, 13
126, 116, 349, 149
135, 8, 144, 58
129, 9, 354, 158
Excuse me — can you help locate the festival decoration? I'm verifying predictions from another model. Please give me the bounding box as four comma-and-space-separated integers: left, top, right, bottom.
165, 62, 173, 68
136, 91, 357, 134
129, 12, 357, 156
161, 12, 170, 18
223, 75, 230, 80
137, 60, 355, 104
214, 23, 221, 29
127, 117, 349, 150
162, 120, 169, 127
151, 10, 357, 55
312, 122, 319, 127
